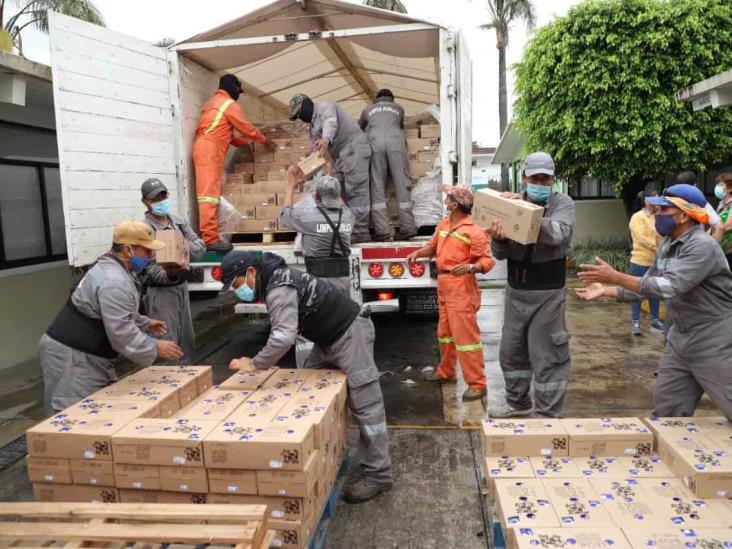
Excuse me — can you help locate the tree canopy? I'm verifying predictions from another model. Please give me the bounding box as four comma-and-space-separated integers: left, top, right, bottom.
513, 0, 732, 192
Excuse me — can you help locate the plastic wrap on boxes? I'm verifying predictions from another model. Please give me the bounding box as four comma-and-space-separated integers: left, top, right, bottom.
412, 164, 443, 228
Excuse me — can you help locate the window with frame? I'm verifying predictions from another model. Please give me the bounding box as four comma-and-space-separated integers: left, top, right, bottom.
0, 159, 67, 270
567, 176, 616, 199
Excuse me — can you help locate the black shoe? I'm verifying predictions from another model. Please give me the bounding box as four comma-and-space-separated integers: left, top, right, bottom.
206, 241, 233, 253
343, 477, 393, 504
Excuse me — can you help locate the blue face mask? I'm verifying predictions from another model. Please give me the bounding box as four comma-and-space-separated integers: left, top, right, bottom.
128, 249, 150, 273
714, 185, 726, 201
151, 199, 171, 216
526, 183, 551, 203
234, 275, 255, 302
654, 214, 678, 237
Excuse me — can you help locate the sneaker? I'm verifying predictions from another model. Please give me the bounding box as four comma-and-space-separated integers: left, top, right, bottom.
462, 387, 487, 402
423, 371, 455, 383
488, 401, 534, 418
343, 477, 392, 504
631, 319, 641, 336
206, 241, 233, 253
650, 320, 666, 334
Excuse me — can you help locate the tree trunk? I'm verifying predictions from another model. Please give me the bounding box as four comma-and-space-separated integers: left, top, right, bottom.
498, 41, 509, 191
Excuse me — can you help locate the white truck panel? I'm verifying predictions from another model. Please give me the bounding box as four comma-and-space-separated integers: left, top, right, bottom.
457, 30, 473, 184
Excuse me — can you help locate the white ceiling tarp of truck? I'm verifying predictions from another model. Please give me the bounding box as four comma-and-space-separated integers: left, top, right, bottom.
174, 0, 443, 120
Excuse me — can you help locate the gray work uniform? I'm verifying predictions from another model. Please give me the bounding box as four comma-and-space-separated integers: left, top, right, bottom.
142, 212, 206, 363
310, 101, 372, 241
492, 191, 576, 418
617, 225, 732, 419
251, 274, 393, 485
38, 255, 159, 415
359, 97, 416, 238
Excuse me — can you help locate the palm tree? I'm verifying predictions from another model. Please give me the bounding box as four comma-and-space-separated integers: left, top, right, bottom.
0, 0, 104, 56
362, 0, 407, 13
482, 0, 536, 189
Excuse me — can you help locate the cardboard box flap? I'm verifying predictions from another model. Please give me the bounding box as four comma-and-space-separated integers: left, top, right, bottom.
219, 368, 277, 390
175, 388, 251, 421
112, 418, 219, 446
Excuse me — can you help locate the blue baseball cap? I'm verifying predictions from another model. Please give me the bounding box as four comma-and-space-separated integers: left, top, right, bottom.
645, 184, 706, 208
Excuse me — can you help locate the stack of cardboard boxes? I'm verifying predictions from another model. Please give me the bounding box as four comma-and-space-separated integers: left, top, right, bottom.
480, 417, 732, 549
221, 133, 310, 235
406, 123, 440, 178
26, 367, 348, 549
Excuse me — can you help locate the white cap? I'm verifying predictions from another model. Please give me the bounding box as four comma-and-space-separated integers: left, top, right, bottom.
523, 152, 555, 177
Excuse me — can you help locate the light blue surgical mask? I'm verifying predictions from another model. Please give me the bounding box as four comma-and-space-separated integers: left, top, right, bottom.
714, 184, 726, 201
234, 277, 255, 302
151, 199, 171, 216
526, 183, 551, 203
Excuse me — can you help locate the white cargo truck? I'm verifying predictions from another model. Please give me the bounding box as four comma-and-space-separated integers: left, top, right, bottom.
47, 0, 473, 313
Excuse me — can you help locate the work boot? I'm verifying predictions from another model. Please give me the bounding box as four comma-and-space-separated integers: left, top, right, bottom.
463, 387, 487, 402
423, 370, 455, 383
631, 319, 641, 336
343, 476, 392, 504
488, 401, 534, 418
206, 241, 233, 253
650, 319, 666, 335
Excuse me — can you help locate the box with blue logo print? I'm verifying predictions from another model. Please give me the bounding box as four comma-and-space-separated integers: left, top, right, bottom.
494, 478, 560, 531
509, 527, 631, 549
542, 478, 615, 528
482, 419, 570, 457
620, 527, 732, 549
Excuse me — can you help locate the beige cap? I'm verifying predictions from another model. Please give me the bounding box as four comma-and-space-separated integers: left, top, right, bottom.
113, 220, 166, 250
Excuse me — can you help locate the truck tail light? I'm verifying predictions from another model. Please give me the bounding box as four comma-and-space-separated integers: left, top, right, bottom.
212, 266, 222, 281
368, 262, 384, 278
408, 262, 426, 277
378, 292, 394, 301
388, 263, 405, 278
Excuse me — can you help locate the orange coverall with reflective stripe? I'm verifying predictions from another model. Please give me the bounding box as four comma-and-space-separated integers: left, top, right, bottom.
193, 90, 267, 244
427, 216, 495, 390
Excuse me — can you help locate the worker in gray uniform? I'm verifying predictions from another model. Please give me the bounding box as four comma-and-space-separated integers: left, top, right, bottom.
289, 93, 372, 243
359, 89, 417, 241
38, 220, 184, 415
221, 251, 393, 503
488, 152, 576, 418
140, 178, 206, 363
577, 184, 732, 420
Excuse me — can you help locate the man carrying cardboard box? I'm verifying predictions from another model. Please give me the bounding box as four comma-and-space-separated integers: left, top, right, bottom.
407, 185, 495, 401
488, 152, 575, 418
38, 221, 184, 415
220, 251, 393, 504
140, 178, 206, 363
289, 93, 372, 243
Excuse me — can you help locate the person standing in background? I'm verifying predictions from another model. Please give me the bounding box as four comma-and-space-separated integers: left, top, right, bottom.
713, 173, 732, 269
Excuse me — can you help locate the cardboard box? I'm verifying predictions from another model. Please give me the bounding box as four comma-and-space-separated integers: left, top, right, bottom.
638, 477, 725, 527
473, 188, 545, 245
481, 419, 569, 457
204, 419, 315, 471
257, 449, 320, 497
27, 457, 72, 484
208, 493, 317, 522
26, 413, 132, 461
70, 459, 115, 486
494, 479, 560, 529
256, 205, 283, 220
530, 457, 583, 479
131, 366, 213, 396
262, 369, 315, 392
482, 457, 534, 500
254, 151, 274, 164
175, 387, 251, 421
542, 478, 615, 527
273, 394, 338, 451
298, 370, 348, 410
114, 463, 161, 490
234, 162, 255, 175
235, 193, 277, 207
235, 219, 278, 233
270, 518, 314, 549
406, 138, 438, 152
656, 433, 732, 497
621, 528, 732, 549
227, 390, 294, 425
33, 483, 119, 503
228, 202, 256, 219
573, 456, 631, 479
408, 161, 432, 177
154, 229, 190, 270
615, 455, 674, 478
509, 528, 631, 549
63, 398, 159, 419
417, 150, 437, 163
118, 489, 208, 504
419, 124, 440, 139
589, 477, 669, 526
561, 418, 654, 457
707, 494, 732, 523
404, 128, 419, 139
270, 139, 292, 152
225, 173, 253, 185
159, 465, 209, 493
274, 151, 300, 165
219, 368, 277, 391
111, 418, 219, 467
277, 193, 305, 207
208, 468, 258, 495
90, 383, 180, 418
297, 153, 327, 179
290, 139, 311, 153
263, 179, 290, 194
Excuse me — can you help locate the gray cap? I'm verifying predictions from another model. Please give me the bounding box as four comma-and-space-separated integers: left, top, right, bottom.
523, 152, 555, 177
315, 175, 342, 208
141, 178, 168, 200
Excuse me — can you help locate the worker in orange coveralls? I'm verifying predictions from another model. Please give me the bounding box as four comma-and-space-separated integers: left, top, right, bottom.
193, 74, 277, 252
407, 185, 495, 402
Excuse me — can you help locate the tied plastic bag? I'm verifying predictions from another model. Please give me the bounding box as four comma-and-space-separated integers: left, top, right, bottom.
412, 161, 443, 228
217, 196, 240, 244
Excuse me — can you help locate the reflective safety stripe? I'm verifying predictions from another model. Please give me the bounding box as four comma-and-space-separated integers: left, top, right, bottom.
504, 369, 533, 379
534, 380, 568, 392
204, 99, 234, 135
371, 201, 387, 211
197, 196, 220, 204
439, 230, 471, 245
455, 342, 482, 352
437, 336, 454, 344
363, 421, 388, 437
398, 201, 412, 209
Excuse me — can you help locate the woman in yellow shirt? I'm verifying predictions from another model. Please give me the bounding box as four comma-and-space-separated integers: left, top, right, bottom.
628, 191, 663, 335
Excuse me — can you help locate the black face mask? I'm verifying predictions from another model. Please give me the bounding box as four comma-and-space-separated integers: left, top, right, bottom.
298, 98, 314, 124
219, 74, 242, 101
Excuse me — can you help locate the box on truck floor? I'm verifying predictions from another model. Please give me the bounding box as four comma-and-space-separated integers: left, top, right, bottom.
70, 459, 115, 486
560, 418, 653, 457
481, 419, 569, 457
494, 479, 560, 530
27, 457, 72, 484
542, 478, 615, 528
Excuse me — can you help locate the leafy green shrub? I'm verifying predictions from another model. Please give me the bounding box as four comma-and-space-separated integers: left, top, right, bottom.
570, 237, 631, 273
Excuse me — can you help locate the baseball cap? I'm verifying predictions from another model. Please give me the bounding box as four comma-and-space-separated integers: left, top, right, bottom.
113, 220, 165, 250
523, 152, 555, 177
315, 175, 342, 208
443, 184, 474, 209
289, 93, 309, 121
141, 178, 168, 200
220, 250, 259, 290
645, 184, 709, 224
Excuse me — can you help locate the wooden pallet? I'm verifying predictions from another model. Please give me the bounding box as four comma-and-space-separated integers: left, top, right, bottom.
0, 503, 272, 549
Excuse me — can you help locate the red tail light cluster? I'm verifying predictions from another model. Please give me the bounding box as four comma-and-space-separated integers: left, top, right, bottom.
408, 262, 426, 277
212, 266, 223, 281
368, 262, 384, 278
